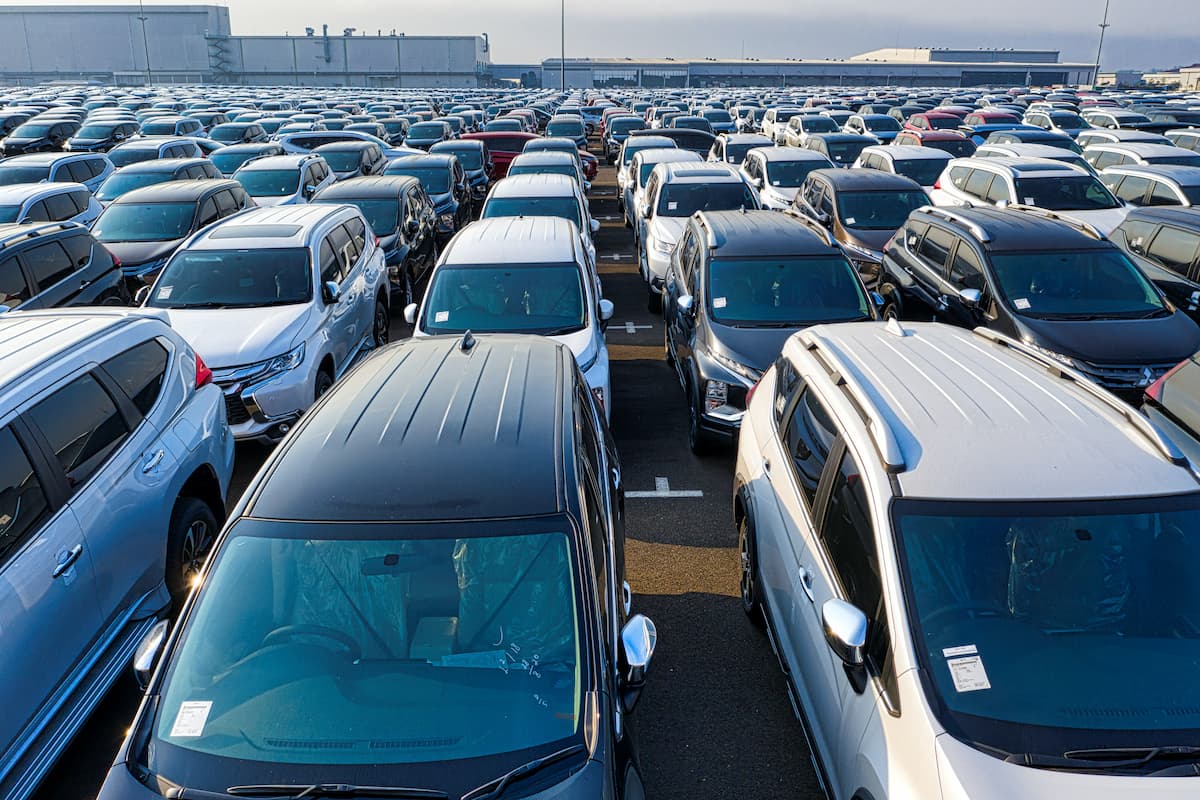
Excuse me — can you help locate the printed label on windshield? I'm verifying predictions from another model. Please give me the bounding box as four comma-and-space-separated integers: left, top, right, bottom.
713, 297, 727, 309
169, 700, 212, 737
157, 285, 173, 300
947, 655, 991, 693
434, 311, 449, 323
1014, 298, 1031, 310
667, 202, 678, 211
942, 644, 978, 658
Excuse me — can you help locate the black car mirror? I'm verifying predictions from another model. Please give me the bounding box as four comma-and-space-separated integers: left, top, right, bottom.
322, 280, 341, 304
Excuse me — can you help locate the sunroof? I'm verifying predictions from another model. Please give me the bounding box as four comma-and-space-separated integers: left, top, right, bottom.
209, 224, 302, 239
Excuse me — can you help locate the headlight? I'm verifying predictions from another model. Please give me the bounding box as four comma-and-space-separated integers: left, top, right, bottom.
438, 212, 455, 226
710, 349, 762, 385
652, 237, 675, 255
259, 343, 306, 377
841, 241, 883, 263
1025, 341, 1085, 371
130, 257, 168, 277
705, 380, 728, 412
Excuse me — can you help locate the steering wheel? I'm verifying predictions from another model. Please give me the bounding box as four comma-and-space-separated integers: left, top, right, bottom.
922, 603, 1008, 630
261, 624, 362, 662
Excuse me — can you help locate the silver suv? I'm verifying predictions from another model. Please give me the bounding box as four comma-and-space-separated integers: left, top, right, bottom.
735, 319, 1200, 799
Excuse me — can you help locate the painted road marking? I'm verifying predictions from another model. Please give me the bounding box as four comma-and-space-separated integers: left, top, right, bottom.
607, 252, 633, 261
627, 476, 704, 499
623, 322, 653, 334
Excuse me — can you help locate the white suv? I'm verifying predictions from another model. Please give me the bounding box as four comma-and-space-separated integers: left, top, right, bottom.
735, 319, 1200, 800
143, 204, 389, 442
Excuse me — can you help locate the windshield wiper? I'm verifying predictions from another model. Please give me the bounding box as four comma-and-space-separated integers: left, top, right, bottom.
1006, 745, 1200, 772
227, 785, 446, 799
460, 744, 587, 800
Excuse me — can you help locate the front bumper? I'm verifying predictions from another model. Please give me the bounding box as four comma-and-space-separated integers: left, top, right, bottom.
214, 360, 314, 442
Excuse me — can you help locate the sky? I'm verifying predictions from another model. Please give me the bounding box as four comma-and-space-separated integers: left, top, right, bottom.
2, 0, 1196, 70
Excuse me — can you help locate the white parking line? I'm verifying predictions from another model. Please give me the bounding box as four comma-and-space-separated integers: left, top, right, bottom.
627, 476, 704, 499
623, 322, 653, 334
607, 253, 634, 261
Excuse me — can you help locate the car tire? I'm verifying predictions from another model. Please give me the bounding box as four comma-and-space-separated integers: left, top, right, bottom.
879, 287, 903, 321
165, 497, 219, 598
647, 284, 663, 315
373, 296, 390, 347
315, 368, 334, 401
687, 382, 714, 456
739, 516, 766, 628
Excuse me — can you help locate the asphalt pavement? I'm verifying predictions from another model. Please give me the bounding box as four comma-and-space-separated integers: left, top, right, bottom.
33, 147, 820, 800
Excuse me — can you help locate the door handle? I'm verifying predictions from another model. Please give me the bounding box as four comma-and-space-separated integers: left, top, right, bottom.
762, 457, 771, 474
53, 544, 83, 579
798, 566, 815, 603
141, 450, 165, 473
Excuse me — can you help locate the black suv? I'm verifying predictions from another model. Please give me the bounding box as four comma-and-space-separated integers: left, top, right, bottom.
103, 333, 657, 800
663, 210, 876, 453
1, 118, 79, 156
878, 205, 1200, 398
1110, 207, 1200, 322
0, 222, 129, 311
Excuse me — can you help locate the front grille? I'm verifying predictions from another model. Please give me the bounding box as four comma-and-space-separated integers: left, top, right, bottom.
1078, 362, 1175, 390
224, 394, 250, 425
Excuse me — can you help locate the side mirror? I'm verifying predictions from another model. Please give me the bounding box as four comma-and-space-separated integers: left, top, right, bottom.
322, 280, 341, 304
752, 177, 764, 189
822, 597, 867, 672
598, 298, 614, 321
133, 618, 170, 691
619, 613, 657, 713
815, 210, 831, 227
995, 199, 1009, 210
135, 285, 151, 305
958, 288, 983, 307
590, 218, 600, 234
870, 291, 885, 308
406, 218, 420, 236
677, 294, 695, 315
638, 203, 650, 218
304, 184, 317, 198
403, 302, 418, 324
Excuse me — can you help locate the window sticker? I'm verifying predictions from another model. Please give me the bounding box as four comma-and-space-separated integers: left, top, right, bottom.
169, 700, 212, 737
667, 202, 678, 211
947, 655, 991, 693
434, 311, 449, 323
845, 217, 856, 225
1014, 298, 1031, 310
713, 297, 727, 309
942, 644, 978, 658
1024, 197, 1036, 205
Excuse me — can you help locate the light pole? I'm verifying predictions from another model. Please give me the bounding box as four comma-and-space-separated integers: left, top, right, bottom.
137, 0, 152, 85
560, 0, 566, 91
1093, 0, 1112, 88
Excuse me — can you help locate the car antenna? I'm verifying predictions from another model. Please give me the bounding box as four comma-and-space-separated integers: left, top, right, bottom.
460, 330, 476, 351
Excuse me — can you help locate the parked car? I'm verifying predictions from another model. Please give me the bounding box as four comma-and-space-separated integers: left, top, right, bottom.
141, 203, 389, 442
616, 135, 677, 214
663, 210, 875, 452
1102, 165, 1200, 209
799, 132, 875, 167
708, 133, 773, 167
206, 121, 268, 146
1110, 206, 1200, 322
984, 127, 1082, 152
1167, 128, 1200, 153
852, 144, 951, 191
461, 131, 539, 179
96, 158, 221, 206
384, 153, 472, 242
1023, 108, 1093, 138
877, 204, 1199, 398
603, 114, 645, 164
207, 141, 285, 177
232, 153, 334, 207
892, 129, 978, 157
312, 140, 388, 180
1084, 143, 1200, 171
974, 142, 1095, 173
782, 114, 842, 148
0, 307, 234, 800
735, 318, 1200, 800
842, 113, 903, 143
66, 120, 140, 152
429, 138, 492, 202
0, 182, 102, 227
740, 146, 832, 210
311, 175, 437, 305
0, 152, 113, 193
1, 119, 79, 156
1076, 127, 1172, 150
546, 114, 589, 149
106, 138, 204, 170
480, 172, 598, 266
138, 116, 204, 138
507, 150, 589, 190
92, 179, 253, 287
404, 120, 454, 150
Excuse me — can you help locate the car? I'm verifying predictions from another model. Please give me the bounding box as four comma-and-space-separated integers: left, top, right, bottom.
789, 168, 930, 280
1076, 127, 1171, 150
800, 133, 875, 167
461, 131, 539, 179
91, 179, 253, 287
761, 107, 807, 144
708, 133, 773, 167
232, 153, 334, 207
1023, 108, 1093, 138
138, 116, 205, 138
407, 215, 613, 415
930, 157, 1130, 234
429, 138, 492, 201
106, 137, 205, 170
602, 115, 645, 164
66, 120, 140, 152
843, 113, 903, 143
639, 126, 717, 157
741, 146, 834, 210
479, 173, 599, 268
96, 158, 221, 206
735, 317, 1200, 800
0, 151, 114, 193
663, 210, 876, 453
1110, 206, 1200, 322
903, 111, 962, 133
638, 162, 759, 312
0, 118, 79, 156
1082, 108, 1178, 135
545, 114, 589, 149
616, 134, 677, 213
956, 112, 1033, 144
1167, 128, 1200, 153
312, 140, 388, 181
983, 127, 1082, 153
522, 136, 598, 181
781, 114, 842, 148
141, 203, 389, 442
1101, 165, 1200, 209
1143, 353, 1200, 465
1084, 143, 1200, 171
0, 221, 130, 310
0, 182, 102, 227
207, 141, 285, 177
892, 129, 978, 157
403, 120, 454, 150
273, 129, 401, 157
669, 115, 715, 136
383, 153, 472, 243
852, 144, 951, 191
207, 121, 268, 145
311, 175, 438, 305
699, 107, 737, 134
101, 329, 654, 800
877, 204, 1200, 397
0, 307, 234, 800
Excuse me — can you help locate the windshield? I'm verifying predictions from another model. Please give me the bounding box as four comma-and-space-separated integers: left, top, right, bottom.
440, 149, 482, 170
826, 141, 870, 164
141, 121, 179, 135
0, 207, 21, 223
209, 125, 247, 142
989, 250, 1165, 319
320, 150, 363, 172
800, 117, 839, 133
108, 148, 158, 168
75, 124, 116, 139
924, 116, 959, 130
865, 117, 902, 132
1013, 176, 1119, 210
891, 158, 948, 186
927, 138, 977, 157
12, 124, 51, 137
509, 164, 577, 181
149, 248, 312, 308
236, 169, 300, 198
424, 263, 586, 335
895, 494, 1200, 757
146, 519, 582, 787
723, 143, 762, 165
96, 172, 171, 202
483, 196, 583, 229
1050, 113, 1088, 128
708, 256, 869, 325
94, 202, 195, 242
211, 151, 260, 174
611, 119, 642, 136
547, 121, 584, 136
0, 165, 50, 185
836, 189, 930, 231
408, 123, 445, 138
657, 182, 756, 216
703, 111, 732, 123
387, 166, 449, 195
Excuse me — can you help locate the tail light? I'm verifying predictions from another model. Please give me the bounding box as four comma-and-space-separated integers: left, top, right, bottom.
933, 178, 942, 190
195, 353, 213, 389
1145, 358, 1188, 404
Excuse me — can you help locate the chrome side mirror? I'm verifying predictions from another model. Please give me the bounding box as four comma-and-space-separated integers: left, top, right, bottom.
133, 618, 170, 691
619, 613, 657, 712
403, 302, 418, 324
822, 598, 867, 669
322, 280, 341, 304
598, 298, 614, 321
134, 285, 151, 305
958, 288, 983, 307
590, 218, 600, 234
676, 294, 694, 315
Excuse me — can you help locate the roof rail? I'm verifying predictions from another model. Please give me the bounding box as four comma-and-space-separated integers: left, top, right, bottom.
783, 209, 836, 247
1005, 204, 1106, 240
918, 206, 992, 242
803, 335, 906, 474
974, 328, 1190, 469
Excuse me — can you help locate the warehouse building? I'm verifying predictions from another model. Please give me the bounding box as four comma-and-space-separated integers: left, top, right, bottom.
0, 4, 492, 86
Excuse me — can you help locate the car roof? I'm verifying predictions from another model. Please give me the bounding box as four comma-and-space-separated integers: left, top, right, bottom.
245, 334, 574, 522
188, 204, 348, 248
0, 152, 91, 165
657, 162, 742, 182
977, 143, 1084, 159
791, 321, 1199, 500
0, 182, 85, 202
913, 204, 1108, 251
951, 156, 1086, 178
214, 142, 279, 154
510, 151, 578, 167
313, 140, 375, 152
863, 145, 951, 161
313, 175, 417, 199
809, 168, 921, 190
114, 157, 210, 174
107, 178, 241, 204
444, 216, 582, 264
1104, 164, 1200, 186
634, 148, 697, 165
390, 153, 455, 167
236, 154, 316, 171
488, 172, 581, 198
699, 209, 841, 257
753, 146, 829, 162
1124, 206, 1200, 227
1089, 143, 1199, 157
721, 134, 772, 144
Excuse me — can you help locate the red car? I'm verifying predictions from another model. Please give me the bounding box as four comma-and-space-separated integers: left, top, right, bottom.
461, 131, 540, 179
903, 112, 963, 132
892, 129, 977, 158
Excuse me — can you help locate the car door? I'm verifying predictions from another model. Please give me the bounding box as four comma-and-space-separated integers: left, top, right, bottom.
342, 216, 376, 348
664, 229, 695, 367
18, 240, 78, 309
0, 419, 101, 758
941, 237, 989, 327
321, 227, 358, 368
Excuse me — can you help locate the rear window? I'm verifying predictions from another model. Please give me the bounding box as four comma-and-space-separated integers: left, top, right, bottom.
481, 136, 529, 154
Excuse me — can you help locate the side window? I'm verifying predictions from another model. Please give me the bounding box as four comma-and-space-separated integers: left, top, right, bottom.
43, 193, 76, 221
213, 190, 237, 217
782, 387, 837, 508
575, 388, 611, 644
67, 191, 91, 215
0, 257, 30, 309
24, 201, 50, 223
948, 166, 971, 191
819, 449, 896, 703
64, 161, 91, 183
1094, 151, 1122, 170
1118, 219, 1157, 254
102, 339, 169, 417
964, 169, 993, 200
949, 242, 985, 291
319, 238, 342, 284
85, 158, 105, 179
1110, 175, 1149, 205
345, 217, 367, 259
1146, 227, 1200, 277
817, 183, 834, 218
677, 229, 697, 280
21, 241, 75, 288
1147, 181, 1181, 207
983, 177, 1011, 205
197, 198, 220, 228
917, 226, 955, 274
0, 426, 51, 567
773, 359, 802, 426
60, 235, 93, 268
27, 373, 130, 491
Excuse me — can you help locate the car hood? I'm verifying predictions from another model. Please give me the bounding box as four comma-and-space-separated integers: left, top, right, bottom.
1052, 206, 1130, 235
761, 185, 800, 203
649, 216, 687, 245
405, 137, 439, 149
251, 194, 291, 207
1014, 310, 1200, 365
104, 239, 183, 266
160, 303, 314, 368
333, 169, 360, 180
706, 321, 800, 374
842, 228, 893, 252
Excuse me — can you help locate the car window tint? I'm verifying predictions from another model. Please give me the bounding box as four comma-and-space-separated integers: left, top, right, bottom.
67, 191, 91, 215
1112, 175, 1150, 205
43, 193, 76, 221
0, 257, 30, 309
22, 241, 74, 288
1146, 181, 1181, 207
197, 198, 219, 227
783, 387, 837, 508
64, 161, 91, 183
949, 243, 985, 291
948, 166, 971, 190
983, 177, 1011, 204
102, 339, 169, 417
0, 426, 50, 567
1147, 227, 1200, 276
344, 217, 367, 261
213, 190, 235, 216
319, 238, 341, 284
60, 235, 92, 267
917, 226, 955, 272
28, 372, 129, 491
773, 360, 802, 426
24, 201, 50, 223
86, 158, 106, 178
964, 169, 993, 199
